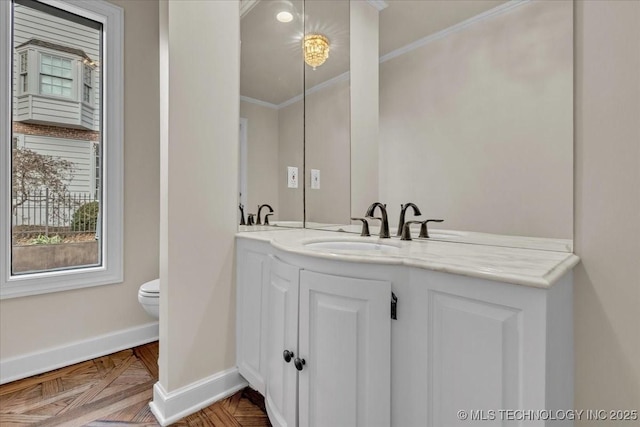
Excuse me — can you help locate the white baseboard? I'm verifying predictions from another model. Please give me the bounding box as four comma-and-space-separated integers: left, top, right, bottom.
149, 367, 248, 426
0, 322, 159, 385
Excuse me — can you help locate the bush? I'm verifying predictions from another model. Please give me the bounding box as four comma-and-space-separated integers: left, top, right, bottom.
31, 234, 62, 245
72, 201, 99, 232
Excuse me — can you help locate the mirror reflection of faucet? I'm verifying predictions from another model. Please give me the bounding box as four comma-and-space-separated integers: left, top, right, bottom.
365, 202, 390, 238
257, 204, 274, 225
239, 204, 246, 225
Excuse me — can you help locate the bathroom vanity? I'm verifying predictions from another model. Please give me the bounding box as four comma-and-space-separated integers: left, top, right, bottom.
236, 229, 579, 427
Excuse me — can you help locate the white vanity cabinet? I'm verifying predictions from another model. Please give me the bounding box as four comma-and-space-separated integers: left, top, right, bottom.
236, 233, 576, 427
391, 268, 573, 427
297, 269, 391, 427
265, 256, 392, 427
236, 238, 271, 394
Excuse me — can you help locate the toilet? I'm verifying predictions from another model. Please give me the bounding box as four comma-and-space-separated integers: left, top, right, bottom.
138, 279, 159, 318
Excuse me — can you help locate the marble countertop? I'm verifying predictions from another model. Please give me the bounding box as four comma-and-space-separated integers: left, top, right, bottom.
236, 229, 580, 289
239, 224, 573, 252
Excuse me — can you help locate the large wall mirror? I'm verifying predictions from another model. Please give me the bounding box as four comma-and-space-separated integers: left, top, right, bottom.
240, 0, 306, 228
240, 0, 574, 252
240, 0, 351, 229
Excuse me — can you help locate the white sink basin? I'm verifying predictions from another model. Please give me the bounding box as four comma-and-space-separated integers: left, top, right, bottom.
304, 240, 400, 254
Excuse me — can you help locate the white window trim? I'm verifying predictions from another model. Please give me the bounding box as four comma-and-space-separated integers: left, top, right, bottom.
82, 64, 93, 105
0, 0, 123, 299
16, 45, 90, 103
39, 52, 75, 100
90, 141, 100, 198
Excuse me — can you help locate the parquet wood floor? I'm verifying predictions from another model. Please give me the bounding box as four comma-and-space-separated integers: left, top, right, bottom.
0, 342, 271, 427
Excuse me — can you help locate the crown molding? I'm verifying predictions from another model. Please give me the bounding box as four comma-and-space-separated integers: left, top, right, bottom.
278, 71, 350, 109
241, 0, 530, 107
380, 0, 529, 64
367, 0, 389, 12
240, 0, 259, 19
240, 95, 278, 109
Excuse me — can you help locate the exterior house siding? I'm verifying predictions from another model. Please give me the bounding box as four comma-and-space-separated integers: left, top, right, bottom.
13, 134, 96, 228
10, 2, 103, 230
15, 96, 29, 121
12, 3, 101, 131
22, 135, 93, 194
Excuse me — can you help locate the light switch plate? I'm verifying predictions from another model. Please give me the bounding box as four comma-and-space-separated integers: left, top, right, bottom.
311, 169, 320, 189
287, 166, 298, 188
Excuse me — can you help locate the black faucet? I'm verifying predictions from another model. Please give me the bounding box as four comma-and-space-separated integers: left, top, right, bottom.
257, 204, 274, 225
397, 203, 422, 237
239, 204, 246, 225
365, 202, 390, 238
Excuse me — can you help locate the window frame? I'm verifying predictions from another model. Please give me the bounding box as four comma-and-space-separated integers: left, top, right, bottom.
0, 0, 123, 299
19, 51, 27, 92
82, 63, 92, 104
39, 52, 74, 99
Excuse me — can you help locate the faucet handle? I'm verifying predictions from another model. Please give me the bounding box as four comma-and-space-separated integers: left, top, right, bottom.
400, 221, 424, 241
419, 219, 444, 238
247, 214, 255, 226
366, 216, 390, 238
351, 217, 371, 237
264, 213, 274, 225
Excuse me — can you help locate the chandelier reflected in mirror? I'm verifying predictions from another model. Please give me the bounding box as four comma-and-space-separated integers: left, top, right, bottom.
303, 34, 330, 70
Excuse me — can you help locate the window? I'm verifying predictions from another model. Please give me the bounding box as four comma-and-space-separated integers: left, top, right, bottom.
83, 64, 92, 103
19, 51, 27, 92
40, 54, 73, 98
0, 0, 124, 299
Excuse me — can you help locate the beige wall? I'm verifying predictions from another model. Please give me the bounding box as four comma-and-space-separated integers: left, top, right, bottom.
240, 101, 279, 221
2, 0, 638, 416
350, 0, 380, 219
574, 0, 640, 418
305, 79, 351, 224
0, 0, 160, 359
378, 0, 573, 239
277, 101, 304, 222
160, 0, 239, 391
243, 77, 350, 226
159, 0, 640, 411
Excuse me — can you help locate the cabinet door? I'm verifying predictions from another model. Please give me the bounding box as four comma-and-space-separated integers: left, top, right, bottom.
236, 247, 269, 394
265, 256, 300, 427
298, 270, 391, 427
428, 291, 522, 427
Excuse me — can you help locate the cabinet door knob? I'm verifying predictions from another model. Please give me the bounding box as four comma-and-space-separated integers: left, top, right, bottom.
294, 357, 306, 371
283, 350, 294, 363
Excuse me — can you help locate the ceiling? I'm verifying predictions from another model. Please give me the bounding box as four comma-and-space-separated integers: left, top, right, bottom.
240, 0, 507, 106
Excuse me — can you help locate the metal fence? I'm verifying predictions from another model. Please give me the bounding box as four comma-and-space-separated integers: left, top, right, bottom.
12, 190, 99, 241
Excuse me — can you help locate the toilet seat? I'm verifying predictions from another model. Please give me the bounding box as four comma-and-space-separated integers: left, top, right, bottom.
139, 279, 159, 298
139, 292, 159, 298
138, 279, 160, 319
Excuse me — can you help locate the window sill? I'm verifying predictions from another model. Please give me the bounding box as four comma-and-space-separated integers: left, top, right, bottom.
1, 263, 123, 300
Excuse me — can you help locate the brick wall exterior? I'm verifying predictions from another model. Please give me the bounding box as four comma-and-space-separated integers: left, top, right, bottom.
13, 122, 100, 142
